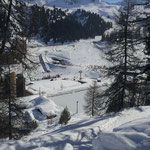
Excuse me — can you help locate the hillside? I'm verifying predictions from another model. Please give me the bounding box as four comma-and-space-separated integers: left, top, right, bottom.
24, 36, 110, 114
1, 101, 150, 150
1, 35, 149, 150
1, 0, 150, 149
24, 0, 120, 22
26, 36, 109, 80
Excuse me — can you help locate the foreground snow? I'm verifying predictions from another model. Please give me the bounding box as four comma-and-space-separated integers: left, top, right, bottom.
1, 106, 150, 150
93, 117, 150, 150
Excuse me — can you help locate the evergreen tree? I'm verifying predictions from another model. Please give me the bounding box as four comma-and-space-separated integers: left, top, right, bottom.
84, 81, 100, 116
59, 107, 71, 125
0, 0, 37, 140
24, 6, 111, 44
99, 0, 141, 113
138, 1, 150, 105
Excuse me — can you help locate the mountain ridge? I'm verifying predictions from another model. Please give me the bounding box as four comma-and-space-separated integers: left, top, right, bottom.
23, 0, 120, 23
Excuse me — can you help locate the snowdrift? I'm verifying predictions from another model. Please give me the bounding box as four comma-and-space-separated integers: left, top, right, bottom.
93, 109, 150, 150
1, 106, 150, 150
23, 96, 62, 121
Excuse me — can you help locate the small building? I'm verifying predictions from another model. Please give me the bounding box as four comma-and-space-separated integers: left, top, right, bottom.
0, 73, 26, 98
16, 74, 25, 97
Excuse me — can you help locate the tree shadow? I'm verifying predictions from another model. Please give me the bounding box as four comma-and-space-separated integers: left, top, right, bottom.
51, 113, 120, 134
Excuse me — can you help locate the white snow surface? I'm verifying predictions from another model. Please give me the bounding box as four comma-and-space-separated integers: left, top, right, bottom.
24, 37, 111, 115
1, 106, 150, 150
26, 79, 82, 95
1, 1, 149, 150
1, 30, 150, 150
93, 115, 150, 150
5, 31, 147, 150
26, 36, 109, 81
21, 96, 62, 121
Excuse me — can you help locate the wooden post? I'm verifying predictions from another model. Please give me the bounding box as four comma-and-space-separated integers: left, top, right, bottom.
16, 74, 25, 97
79, 70, 82, 80
10, 72, 16, 98
76, 101, 78, 114
39, 87, 41, 96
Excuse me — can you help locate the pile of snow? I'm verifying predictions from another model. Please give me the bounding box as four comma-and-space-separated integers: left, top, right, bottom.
1, 106, 150, 150
93, 108, 150, 150
32, 96, 60, 115
22, 96, 62, 121
63, 143, 74, 150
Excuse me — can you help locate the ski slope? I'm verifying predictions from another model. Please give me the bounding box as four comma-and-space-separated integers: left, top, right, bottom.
25, 36, 110, 116
27, 36, 109, 81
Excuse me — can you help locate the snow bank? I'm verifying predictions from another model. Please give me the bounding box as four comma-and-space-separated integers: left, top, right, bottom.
0, 141, 53, 150
1, 106, 150, 150
23, 96, 62, 121
93, 117, 150, 150
32, 96, 60, 115
0, 141, 37, 150
63, 143, 74, 150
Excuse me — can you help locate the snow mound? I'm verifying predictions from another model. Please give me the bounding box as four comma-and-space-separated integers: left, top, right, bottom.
63, 143, 74, 150
93, 118, 150, 150
24, 96, 62, 121
33, 96, 60, 116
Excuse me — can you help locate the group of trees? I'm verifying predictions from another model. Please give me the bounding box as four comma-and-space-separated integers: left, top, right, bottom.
25, 6, 112, 43
0, 3, 112, 45
84, 81, 101, 116
0, 0, 37, 140
2, 0, 150, 140
84, 0, 150, 116
0, 0, 75, 140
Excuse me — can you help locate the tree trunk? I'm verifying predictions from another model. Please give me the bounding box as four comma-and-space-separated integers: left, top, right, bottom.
0, 0, 13, 55
121, 2, 130, 110
92, 87, 95, 116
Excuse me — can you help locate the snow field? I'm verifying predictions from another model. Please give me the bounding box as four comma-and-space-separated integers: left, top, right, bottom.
2, 1, 150, 149
1, 106, 150, 150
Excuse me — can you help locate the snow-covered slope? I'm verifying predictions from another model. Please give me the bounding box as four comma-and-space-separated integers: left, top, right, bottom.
26, 36, 109, 82
93, 108, 150, 150
24, 0, 120, 22
1, 1, 149, 150
24, 37, 110, 114
1, 106, 150, 150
